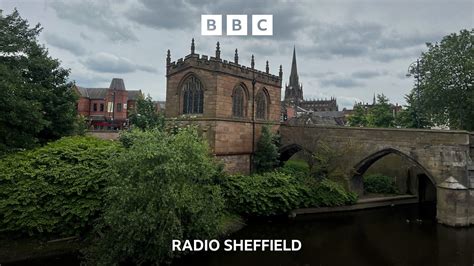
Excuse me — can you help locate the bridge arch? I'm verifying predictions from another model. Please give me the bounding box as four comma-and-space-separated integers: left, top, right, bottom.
279, 144, 312, 163
351, 147, 437, 196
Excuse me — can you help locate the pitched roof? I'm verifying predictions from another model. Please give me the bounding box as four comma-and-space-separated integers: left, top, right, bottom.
127, 90, 142, 101
87, 88, 108, 99
109, 78, 126, 90
75, 86, 89, 98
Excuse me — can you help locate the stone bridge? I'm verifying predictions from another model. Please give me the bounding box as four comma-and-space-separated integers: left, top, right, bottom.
279, 124, 474, 227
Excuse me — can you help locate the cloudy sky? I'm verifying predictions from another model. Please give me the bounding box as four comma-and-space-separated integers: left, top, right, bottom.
1, 0, 472, 109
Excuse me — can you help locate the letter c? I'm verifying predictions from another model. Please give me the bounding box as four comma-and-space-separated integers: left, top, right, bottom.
258, 19, 267, 31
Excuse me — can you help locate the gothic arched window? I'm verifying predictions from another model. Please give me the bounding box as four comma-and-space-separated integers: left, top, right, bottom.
182, 76, 204, 114
256, 90, 267, 120
232, 86, 245, 117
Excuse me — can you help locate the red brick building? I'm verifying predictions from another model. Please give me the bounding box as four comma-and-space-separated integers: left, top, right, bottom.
73, 78, 142, 130
166, 40, 282, 174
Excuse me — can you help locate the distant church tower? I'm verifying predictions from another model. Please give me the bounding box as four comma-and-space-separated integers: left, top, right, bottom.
284, 47, 304, 105
282, 46, 339, 117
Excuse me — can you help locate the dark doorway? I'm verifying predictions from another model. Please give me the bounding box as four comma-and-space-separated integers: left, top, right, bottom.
417, 173, 436, 203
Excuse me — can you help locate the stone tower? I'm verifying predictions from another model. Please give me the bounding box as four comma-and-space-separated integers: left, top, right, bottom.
284, 47, 304, 105
165, 39, 282, 174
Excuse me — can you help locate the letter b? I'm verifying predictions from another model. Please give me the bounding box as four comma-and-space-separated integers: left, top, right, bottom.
227, 15, 247, 36
201, 15, 222, 36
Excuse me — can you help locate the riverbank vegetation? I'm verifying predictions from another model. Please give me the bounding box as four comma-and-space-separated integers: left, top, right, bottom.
0, 125, 357, 264
83, 127, 226, 265
0, 136, 120, 237
363, 174, 398, 194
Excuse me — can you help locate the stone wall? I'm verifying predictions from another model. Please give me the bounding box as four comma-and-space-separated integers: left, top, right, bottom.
279, 124, 473, 226
165, 49, 281, 174
218, 154, 251, 175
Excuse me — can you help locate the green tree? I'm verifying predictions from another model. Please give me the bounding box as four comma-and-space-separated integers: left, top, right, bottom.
253, 125, 279, 173
128, 94, 164, 130
347, 103, 368, 127
85, 127, 225, 265
396, 92, 431, 128
411, 29, 473, 130
366, 94, 394, 127
0, 9, 77, 154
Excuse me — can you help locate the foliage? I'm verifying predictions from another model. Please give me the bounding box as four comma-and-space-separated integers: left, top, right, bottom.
128, 94, 164, 130
0, 136, 119, 236
219, 172, 357, 216
366, 94, 394, 127
0, 9, 77, 154
84, 127, 225, 265
310, 140, 362, 188
395, 92, 431, 128
253, 125, 280, 173
298, 178, 358, 208
363, 174, 397, 194
409, 29, 473, 130
348, 94, 395, 128
279, 159, 310, 178
347, 103, 368, 127
219, 172, 302, 216
72, 115, 89, 136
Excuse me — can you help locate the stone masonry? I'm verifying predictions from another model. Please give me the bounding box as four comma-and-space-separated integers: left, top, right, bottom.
279, 124, 474, 226
165, 40, 281, 174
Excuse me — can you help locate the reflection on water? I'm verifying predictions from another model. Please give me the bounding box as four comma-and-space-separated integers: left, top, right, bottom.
6, 204, 473, 266
173, 204, 473, 266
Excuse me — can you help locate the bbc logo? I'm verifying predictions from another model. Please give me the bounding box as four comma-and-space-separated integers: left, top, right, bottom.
201, 15, 273, 36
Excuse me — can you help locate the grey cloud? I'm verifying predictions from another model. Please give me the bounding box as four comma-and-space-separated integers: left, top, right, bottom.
320, 77, 364, 88
82, 52, 157, 74
300, 20, 444, 62
70, 71, 111, 87
79, 32, 92, 41
127, 0, 195, 30
49, 1, 138, 42
127, 0, 304, 39
44, 32, 87, 55
351, 70, 387, 79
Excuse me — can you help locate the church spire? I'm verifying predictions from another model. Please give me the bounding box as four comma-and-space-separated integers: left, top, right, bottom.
289, 46, 299, 88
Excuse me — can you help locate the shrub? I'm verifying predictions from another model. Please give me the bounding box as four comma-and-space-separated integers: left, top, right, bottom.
0, 136, 120, 236
220, 172, 357, 216
84, 127, 225, 265
253, 125, 280, 173
220, 172, 301, 216
363, 174, 397, 194
299, 178, 358, 207
279, 160, 310, 179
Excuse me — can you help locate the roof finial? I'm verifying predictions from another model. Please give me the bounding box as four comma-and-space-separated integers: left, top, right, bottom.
191, 38, 195, 54
216, 41, 220, 59
266, 60, 269, 73
166, 49, 171, 66
234, 49, 239, 64
251, 54, 255, 69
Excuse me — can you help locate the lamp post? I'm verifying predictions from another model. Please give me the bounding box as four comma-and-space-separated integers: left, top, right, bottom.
406, 59, 421, 128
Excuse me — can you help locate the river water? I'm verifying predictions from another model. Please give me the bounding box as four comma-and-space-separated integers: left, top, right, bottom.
173, 204, 473, 266
7, 204, 473, 266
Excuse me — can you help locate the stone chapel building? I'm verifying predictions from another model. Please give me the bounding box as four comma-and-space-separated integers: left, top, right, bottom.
165, 39, 282, 174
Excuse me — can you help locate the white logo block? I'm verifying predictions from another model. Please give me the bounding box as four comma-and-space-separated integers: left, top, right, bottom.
227, 15, 248, 36
201, 15, 222, 36
252, 15, 273, 36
